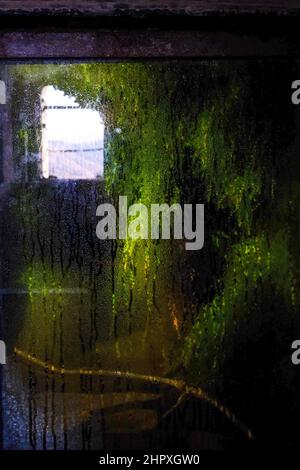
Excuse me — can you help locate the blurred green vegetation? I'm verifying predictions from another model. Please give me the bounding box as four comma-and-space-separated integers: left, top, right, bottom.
9, 61, 300, 443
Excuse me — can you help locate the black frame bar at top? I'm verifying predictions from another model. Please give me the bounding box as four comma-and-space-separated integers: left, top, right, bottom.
0, 14, 300, 59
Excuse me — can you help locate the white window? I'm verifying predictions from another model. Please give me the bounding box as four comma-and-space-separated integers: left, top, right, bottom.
41, 86, 104, 180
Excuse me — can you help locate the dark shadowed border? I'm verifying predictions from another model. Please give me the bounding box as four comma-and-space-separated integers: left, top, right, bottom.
0, 14, 300, 59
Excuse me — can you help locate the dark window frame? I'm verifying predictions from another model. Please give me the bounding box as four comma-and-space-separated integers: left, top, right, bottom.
0, 14, 300, 60
0, 6, 300, 452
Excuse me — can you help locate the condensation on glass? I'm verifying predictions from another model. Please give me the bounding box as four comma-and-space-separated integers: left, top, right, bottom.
1, 60, 291, 450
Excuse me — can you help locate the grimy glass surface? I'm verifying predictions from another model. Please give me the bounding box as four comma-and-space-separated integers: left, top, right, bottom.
0, 61, 299, 449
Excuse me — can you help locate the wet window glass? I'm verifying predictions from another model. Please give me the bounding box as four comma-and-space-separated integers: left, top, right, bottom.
0, 61, 299, 450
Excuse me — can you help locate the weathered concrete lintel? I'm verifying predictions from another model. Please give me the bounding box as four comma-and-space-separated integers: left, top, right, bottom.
0, 30, 297, 59
0, 3, 299, 59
